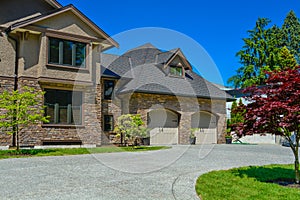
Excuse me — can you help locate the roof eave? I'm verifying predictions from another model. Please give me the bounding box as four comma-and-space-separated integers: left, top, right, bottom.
117, 89, 229, 100
45, 0, 62, 8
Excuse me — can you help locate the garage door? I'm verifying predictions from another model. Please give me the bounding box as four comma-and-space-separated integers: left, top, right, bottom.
191, 112, 217, 144
148, 109, 179, 145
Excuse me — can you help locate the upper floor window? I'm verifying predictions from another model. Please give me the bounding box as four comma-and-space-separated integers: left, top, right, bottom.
170, 66, 183, 77
104, 80, 115, 100
48, 37, 86, 68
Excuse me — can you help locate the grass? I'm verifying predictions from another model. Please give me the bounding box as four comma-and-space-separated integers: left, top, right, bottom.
0, 146, 170, 159
196, 164, 300, 200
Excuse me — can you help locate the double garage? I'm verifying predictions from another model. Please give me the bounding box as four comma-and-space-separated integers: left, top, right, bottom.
147, 109, 217, 145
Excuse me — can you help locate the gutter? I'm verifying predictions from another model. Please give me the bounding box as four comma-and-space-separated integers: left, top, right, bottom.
5, 28, 19, 147
5, 29, 19, 91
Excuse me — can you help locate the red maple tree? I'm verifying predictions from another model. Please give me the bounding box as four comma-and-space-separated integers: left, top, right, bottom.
237, 67, 300, 184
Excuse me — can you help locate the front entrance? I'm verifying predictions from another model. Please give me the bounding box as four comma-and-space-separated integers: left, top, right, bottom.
191, 111, 217, 144
148, 109, 179, 145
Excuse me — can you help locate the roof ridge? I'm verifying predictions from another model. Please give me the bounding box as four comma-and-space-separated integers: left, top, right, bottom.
126, 43, 159, 52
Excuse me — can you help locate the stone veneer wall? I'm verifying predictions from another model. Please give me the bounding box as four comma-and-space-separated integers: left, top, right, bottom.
0, 76, 102, 147
127, 93, 227, 144
101, 98, 122, 144
0, 77, 15, 146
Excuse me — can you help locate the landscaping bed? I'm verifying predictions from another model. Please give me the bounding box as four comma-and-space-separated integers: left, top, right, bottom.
196, 164, 300, 200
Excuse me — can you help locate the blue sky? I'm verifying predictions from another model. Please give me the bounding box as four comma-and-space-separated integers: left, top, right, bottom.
59, 0, 300, 86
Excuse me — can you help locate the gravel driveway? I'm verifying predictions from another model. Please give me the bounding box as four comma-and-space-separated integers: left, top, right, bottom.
0, 144, 294, 200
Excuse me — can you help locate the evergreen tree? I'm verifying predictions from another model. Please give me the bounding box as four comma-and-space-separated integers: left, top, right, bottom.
282, 10, 300, 63
228, 11, 300, 88
278, 46, 297, 70
228, 18, 282, 88
229, 99, 245, 134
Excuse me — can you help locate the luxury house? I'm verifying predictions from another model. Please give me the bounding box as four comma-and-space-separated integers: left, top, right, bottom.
0, 0, 232, 148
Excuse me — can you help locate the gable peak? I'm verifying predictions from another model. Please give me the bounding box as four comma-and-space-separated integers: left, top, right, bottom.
131, 43, 158, 51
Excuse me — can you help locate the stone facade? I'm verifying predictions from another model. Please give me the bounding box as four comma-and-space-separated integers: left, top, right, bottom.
0, 77, 102, 147
103, 92, 227, 145
0, 77, 14, 146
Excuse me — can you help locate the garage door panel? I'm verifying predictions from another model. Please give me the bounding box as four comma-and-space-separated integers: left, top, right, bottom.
150, 128, 178, 145
148, 109, 179, 145
194, 128, 217, 144
191, 112, 217, 144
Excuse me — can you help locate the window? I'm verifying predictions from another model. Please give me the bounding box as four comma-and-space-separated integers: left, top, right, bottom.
48, 37, 86, 68
44, 89, 83, 125
170, 66, 183, 77
104, 115, 114, 131
104, 80, 115, 100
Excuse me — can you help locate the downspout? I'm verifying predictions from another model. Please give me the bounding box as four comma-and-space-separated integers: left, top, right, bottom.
5, 28, 19, 147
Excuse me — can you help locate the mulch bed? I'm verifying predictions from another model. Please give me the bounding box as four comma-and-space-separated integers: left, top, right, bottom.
267, 178, 300, 189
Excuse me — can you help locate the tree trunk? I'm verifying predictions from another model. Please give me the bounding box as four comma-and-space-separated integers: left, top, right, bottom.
295, 159, 299, 184
12, 133, 16, 147
295, 135, 299, 184
16, 126, 19, 151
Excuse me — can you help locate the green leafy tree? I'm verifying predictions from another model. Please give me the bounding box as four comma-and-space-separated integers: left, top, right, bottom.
237, 67, 300, 183
114, 114, 148, 145
0, 87, 49, 151
282, 10, 300, 63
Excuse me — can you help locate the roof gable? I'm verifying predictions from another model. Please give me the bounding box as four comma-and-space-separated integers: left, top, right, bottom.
164, 49, 192, 70
9, 5, 118, 49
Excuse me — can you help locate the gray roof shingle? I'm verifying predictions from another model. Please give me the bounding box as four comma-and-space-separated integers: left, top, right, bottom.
101, 43, 233, 100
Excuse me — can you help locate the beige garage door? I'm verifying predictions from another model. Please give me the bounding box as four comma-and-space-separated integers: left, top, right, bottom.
191, 112, 217, 144
148, 109, 179, 145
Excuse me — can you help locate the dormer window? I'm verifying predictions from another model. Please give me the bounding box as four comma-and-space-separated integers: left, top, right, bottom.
48, 37, 86, 68
170, 66, 183, 76
169, 62, 184, 77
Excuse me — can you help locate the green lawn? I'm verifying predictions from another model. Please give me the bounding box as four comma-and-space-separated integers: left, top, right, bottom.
0, 146, 170, 159
196, 164, 300, 200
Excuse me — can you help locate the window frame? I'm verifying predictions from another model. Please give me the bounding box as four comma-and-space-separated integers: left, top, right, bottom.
47, 37, 88, 69
103, 115, 114, 132
43, 88, 84, 127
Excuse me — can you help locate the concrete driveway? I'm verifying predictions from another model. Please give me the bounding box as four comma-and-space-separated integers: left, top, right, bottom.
0, 144, 294, 200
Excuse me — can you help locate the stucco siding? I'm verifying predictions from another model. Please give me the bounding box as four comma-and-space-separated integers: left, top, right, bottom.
34, 11, 101, 38
18, 33, 42, 77
0, 35, 16, 77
